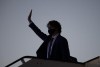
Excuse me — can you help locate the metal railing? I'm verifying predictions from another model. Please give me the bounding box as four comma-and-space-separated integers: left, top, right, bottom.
5, 56, 35, 67
5, 56, 86, 67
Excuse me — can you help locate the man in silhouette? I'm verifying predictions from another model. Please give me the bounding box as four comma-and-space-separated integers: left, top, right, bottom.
28, 10, 75, 62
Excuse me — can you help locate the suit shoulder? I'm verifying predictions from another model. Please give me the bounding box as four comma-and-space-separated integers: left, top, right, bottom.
58, 35, 68, 41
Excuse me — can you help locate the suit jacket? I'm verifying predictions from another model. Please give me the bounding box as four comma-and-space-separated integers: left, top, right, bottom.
29, 23, 70, 61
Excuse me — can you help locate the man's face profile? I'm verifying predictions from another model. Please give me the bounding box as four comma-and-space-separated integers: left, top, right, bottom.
47, 24, 56, 35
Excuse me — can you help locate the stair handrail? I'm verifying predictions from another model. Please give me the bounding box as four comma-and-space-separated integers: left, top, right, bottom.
5, 56, 35, 67
5, 56, 85, 67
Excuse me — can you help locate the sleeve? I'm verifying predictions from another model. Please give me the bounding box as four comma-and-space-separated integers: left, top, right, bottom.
29, 23, 48, 41
60, 38, 70, 61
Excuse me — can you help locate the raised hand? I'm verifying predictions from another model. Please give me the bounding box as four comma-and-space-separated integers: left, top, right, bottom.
28, 10, 33, 24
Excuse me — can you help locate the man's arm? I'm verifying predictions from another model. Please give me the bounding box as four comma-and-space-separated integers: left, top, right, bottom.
28, 10, 47, 41
60, 38, 70, 61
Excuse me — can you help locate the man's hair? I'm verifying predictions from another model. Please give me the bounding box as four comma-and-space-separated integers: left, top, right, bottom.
47, 20, 62, 33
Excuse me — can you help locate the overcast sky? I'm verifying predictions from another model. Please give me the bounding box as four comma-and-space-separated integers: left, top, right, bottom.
0, 0, 100, 67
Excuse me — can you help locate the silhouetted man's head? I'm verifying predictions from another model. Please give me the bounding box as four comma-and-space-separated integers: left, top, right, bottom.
47, 20, 61, 35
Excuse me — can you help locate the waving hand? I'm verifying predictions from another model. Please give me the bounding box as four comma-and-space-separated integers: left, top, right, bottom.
28, 10, 33, 24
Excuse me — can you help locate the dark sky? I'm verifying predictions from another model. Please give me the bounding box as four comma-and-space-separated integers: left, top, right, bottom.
0, 0, 100, 67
